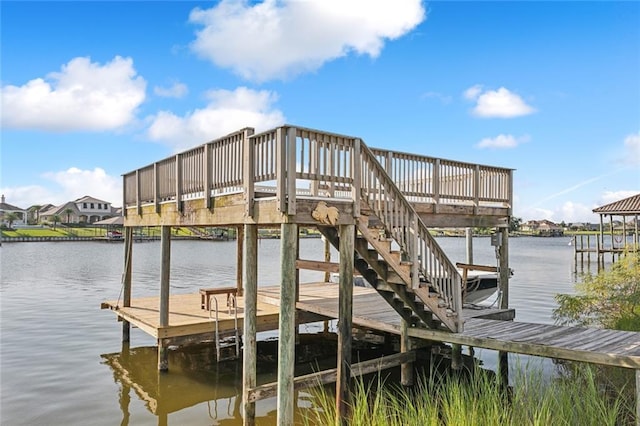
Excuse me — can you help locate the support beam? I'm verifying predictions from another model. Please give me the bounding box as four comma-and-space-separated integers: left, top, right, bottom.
122, 227, 133, 343
499, 227, 510, 310
400, 319, 414, 386
336, 224, 354, 425
277, 223, 298, 426
236, 225, 244, 297
242, 224, 258, 426
465, 227, 473, 265
158, 226, 171, 371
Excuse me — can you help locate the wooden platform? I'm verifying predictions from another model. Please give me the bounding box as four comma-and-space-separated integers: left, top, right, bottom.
102, 282, 512, 342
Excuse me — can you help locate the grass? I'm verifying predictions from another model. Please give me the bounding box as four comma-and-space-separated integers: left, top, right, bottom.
303, 365, 630, 426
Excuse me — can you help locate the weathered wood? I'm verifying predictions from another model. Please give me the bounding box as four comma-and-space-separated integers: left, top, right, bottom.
499, 227, 509, 309
465, 227, 473, 265
243, 224, 258, 426
336, 224, 354, 425
324, 236, 332, 282
243, 128, 255, 217
296, 259, 340, 273
236, 225, 244, 296
122, 226, 133, 343
451, 344, 463, 370
248, 351, 417, 403
277, 223, 297, 426
158, 226, 171, 371
456, 262, 498, 273
400, 319, 414, 386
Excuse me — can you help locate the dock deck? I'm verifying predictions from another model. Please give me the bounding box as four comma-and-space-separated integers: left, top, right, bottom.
101, 282, 513, 343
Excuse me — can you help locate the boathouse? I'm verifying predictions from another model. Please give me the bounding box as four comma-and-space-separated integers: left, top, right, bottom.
102, 125, 640, 425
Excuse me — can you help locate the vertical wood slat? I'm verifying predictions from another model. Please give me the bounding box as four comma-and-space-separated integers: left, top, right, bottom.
243, 128, 256, 217
175, 154, 182, 212
474, 164, 480, 215
336, 224, 354, 426
135, 170, 141, 216
287, 127, 297, 215
277, 223, 298, 426
243, 224, 258, 426
433, 158, 440, 213
204, 144, 212, 209
158, 225, 171, 371
154, 163, 160, 213
276, 128, 286, 213
352, 139, 361, 217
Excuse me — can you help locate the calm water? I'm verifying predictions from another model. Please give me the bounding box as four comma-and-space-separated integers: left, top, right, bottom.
0, 236, 595, 425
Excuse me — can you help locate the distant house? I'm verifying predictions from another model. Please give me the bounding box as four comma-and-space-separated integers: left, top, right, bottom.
0, 195, 27, 227
521, 219, 564, 236
26, 204, 54, 225
39, 196, 118, 224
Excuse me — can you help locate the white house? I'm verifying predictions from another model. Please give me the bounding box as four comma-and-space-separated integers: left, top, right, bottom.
0, 195, 27, 227
40, 196, 118, 224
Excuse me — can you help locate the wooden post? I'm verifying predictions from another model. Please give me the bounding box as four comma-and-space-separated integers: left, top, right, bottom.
610, 215, 615, 263
324, 235, 331, 282
243, 224, 258, 426
336, 224, 354, 425
636, 369, 640, 426
499, 227, 509, 310
122, 227, 133, 343
158, 226, 171, 371
236, 225, 244, 297
277, 223, 298, 426
498, 350, 509, 388
243, 128, 255, 217
451, 344, 463, 370
400, 319, 414, 386
465, 227, 473, 265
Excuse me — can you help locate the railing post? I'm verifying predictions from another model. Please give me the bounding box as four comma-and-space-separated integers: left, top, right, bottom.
352, 139, 361, 217
154, 162, 160, 214
204, 144, 212, 210
474, 164, 480, 215
122, 175, 128, 218
433, 159, 440, 214
243, 128, 256, 217
175, 154, 183, 213
410, 213, 419, 290
508, 169, 514, 216
287, 127, 297, 216
135, 170, 141, 216
276, 127, 286, 213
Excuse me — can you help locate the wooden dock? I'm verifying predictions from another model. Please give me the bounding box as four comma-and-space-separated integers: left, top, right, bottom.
107, 125, 640, 425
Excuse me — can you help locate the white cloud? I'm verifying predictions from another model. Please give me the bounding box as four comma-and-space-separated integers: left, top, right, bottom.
623, 131, 640, 166
476, 134, 530, 149
1, 56, 146, 132
154, 82, 188, 98
600, 190, 639, 205
464, 85, 535, 118
421, 91, 452, 104
517, 202, 596, 224
189, 0, 425, 81
1, 167, 122, 208
463, 84, 483, 100
147, 87, 285, 151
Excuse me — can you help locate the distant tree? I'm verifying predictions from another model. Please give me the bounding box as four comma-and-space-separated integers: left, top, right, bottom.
509, 217, 522, 233
51, 215, 61, 230
30, 205, 42, 224
63, 207, 74, 224
4, 212, 20, 229
554, 252, 640, 331
560, 221, 567, 228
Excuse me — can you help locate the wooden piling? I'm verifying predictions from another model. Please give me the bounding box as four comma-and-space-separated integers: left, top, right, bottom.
242, 224, 258, 426
276, 223, 298, 426
236, 225, 244, 297
499, 227, 509, 310
122, 227, 133, 343
336, 224, 354, 425
158, 226, 171, 371
465, 227, 473, 265
400, 319, 414, 386
451, 344, 463, 370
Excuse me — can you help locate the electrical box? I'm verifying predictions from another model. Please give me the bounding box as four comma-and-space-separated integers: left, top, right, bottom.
491, 232, 502, 247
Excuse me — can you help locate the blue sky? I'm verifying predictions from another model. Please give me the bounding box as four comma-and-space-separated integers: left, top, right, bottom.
1, 1, 638, 223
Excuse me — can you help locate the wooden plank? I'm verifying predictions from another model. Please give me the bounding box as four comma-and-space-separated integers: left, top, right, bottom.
247, 351, 416, 403
337, 224, 354, 425
277, 223, 297, 426
158, 226, 171, 371
243, 224, 257, 426
296, 259, 340, 273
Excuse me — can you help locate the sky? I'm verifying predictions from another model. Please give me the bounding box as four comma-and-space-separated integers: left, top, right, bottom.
1, 0, 639, 223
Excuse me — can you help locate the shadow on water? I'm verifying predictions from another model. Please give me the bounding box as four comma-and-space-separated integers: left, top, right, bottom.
101, 333, 474, 425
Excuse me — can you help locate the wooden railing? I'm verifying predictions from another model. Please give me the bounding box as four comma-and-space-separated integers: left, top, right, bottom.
123, 125, 511, 217
360, 143, 463, 330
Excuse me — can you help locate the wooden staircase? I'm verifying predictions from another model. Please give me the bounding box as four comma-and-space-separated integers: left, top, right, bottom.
318, 141, 465, 332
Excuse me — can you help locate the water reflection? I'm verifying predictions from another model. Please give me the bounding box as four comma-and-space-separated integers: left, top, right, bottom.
103, 343, 243, 425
